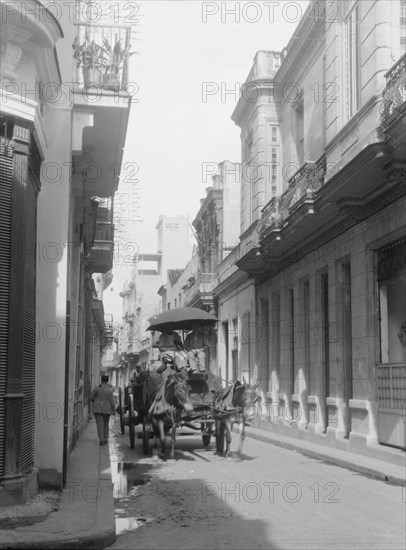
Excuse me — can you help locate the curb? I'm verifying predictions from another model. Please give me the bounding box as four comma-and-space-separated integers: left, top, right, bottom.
0, 426, 116, 550
0, 479, 115, 550
242, 428, 406, 487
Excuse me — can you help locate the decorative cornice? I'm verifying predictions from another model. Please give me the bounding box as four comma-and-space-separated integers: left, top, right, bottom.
0, 38, 24, 82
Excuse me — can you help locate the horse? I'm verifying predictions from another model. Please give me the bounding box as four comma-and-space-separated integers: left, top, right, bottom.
146, 367, 194, 459
214, 379, 261, 458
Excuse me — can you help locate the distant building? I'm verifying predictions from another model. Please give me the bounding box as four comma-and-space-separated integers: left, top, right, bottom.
161, 162, 241, 374
116, 215, 194, 377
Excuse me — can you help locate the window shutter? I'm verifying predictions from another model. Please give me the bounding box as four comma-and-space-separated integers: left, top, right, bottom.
0, 137, 14, 478
20, 167, 37, 475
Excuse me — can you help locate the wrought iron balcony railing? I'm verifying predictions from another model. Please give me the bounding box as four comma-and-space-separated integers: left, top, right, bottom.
103, 314, 114, 348
95, 222, 114, 242
73, 22, 132, 90
381, 53, 406, 128
183, 272, 218, 306
95, 200, 114, 241
259, 156, 326, 237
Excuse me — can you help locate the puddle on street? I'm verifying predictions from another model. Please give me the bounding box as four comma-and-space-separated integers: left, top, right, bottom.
111, 462, 151, 500
115, 516, 148, 534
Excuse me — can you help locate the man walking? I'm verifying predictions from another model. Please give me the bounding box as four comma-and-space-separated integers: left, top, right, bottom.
90, 374, 116, 445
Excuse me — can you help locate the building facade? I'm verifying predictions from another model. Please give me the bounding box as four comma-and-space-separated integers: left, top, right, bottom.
0, 0, 133, 503
215, 0, 406, 458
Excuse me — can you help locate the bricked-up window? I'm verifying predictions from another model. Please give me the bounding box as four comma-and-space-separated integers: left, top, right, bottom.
272, 293, 281, 380
345, 3, 360, 119
242, 131, 254, 230
271, 147, 278, 193
268, 124, 281, 198
260, 299, 270, 392
294, 98, 304, 166
302, 281, 311, 395
288, 289, 295, 396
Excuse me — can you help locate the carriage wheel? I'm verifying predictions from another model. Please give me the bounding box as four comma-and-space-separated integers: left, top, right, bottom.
118, 387, 125, 434
201, 421, 212, 447
128, 395, 135, 449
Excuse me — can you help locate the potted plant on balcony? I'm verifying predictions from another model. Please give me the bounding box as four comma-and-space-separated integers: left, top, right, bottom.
72, 37, 106, 85
102, 37, 135, 90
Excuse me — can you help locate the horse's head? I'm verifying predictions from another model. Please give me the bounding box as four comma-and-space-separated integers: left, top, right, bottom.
240, 380, 262, 421
166, 371, 194, 414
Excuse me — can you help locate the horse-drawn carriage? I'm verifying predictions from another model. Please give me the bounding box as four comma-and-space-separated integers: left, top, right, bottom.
117, 307, 261, 458
118, 367, 222, 454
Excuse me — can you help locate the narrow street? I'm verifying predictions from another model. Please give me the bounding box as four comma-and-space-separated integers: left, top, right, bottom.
105, 418, 405, 550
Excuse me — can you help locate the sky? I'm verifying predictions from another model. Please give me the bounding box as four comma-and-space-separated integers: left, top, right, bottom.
121, 0, 310, 249
105, 0, 309, 319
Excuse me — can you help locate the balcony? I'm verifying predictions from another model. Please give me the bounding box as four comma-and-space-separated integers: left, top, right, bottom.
87, 200, 114, 273
73, 23, 132, 92
82, 199, 99, 254
183, 272, 218, 309
103, 314, 114, 348
71, 20, 133, 198
259, 157, 326, 241
125, 335, 141, 362
381, 53, 406, 133
141, 337, 151, 351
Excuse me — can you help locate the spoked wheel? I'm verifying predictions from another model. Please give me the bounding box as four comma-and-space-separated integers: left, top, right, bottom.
118, 387, 125, 434
201, 422, 212, 446
129, 395, 135, 449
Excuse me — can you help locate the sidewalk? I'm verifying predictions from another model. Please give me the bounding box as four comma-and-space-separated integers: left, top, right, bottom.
243, 424, 406, 486
0, 419, 115, 550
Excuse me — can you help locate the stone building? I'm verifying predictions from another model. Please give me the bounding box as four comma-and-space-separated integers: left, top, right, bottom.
215, 0, 406, 457
0, 0, 132, 503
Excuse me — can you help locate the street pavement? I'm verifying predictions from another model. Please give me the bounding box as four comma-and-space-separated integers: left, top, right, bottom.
0, 415, 405, 549
107, 421, 406, 550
